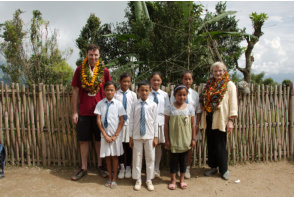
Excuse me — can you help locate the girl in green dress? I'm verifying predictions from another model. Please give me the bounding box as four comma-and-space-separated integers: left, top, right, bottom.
164, 85, 196, 190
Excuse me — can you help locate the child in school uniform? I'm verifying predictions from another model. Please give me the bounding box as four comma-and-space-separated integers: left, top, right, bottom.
94, 81, 126, 189
115, 73, 137, 179
129, 81, 158, 191
170, 70, 202, 179
165, 84, 196, 190
148, 72, 170, 178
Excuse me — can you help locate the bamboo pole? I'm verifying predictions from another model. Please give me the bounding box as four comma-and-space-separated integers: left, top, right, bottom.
50, 85, 58, 165
56, 85, 65, 166
289, 82, 294, 159
256, 85, 261, 161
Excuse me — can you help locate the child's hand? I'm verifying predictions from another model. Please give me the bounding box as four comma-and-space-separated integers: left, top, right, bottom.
165, 140, 171, 150
191, 139, 196, 148
129, 137, 133, 149
111, 135, 117, 141
153, 137, 158, 147
105, 135, 112, 143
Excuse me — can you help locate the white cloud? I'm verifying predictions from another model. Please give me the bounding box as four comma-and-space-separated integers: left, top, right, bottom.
270, 16, 283, 23
251, 36, 291, 74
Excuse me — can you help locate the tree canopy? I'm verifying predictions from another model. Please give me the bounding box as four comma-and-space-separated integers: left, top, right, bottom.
0, 9, 73, 85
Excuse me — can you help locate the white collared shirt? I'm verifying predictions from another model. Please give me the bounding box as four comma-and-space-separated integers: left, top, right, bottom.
129, 98, 158, 140
94, 98, 126, 136
114, 89, 137, 125
148, 89, 170, 126
170, 88, 202, 114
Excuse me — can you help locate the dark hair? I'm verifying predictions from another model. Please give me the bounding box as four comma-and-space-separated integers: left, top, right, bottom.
104, 81, 117, 90
119, 73, 132, 81
149, 72, 163, 81
181, 70, 193, 79
137, 80, 151, 89
173, 84, 188, 96
87, 44, 100, 53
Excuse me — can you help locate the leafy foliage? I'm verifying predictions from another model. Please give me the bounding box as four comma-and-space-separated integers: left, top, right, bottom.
282, 79, 292, 87
0, 9, 73, 85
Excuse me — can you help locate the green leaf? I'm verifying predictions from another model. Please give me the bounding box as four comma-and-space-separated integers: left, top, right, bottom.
196, 11, 237, 33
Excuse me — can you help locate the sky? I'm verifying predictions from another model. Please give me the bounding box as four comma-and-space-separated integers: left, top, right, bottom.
1, 1, 294, 83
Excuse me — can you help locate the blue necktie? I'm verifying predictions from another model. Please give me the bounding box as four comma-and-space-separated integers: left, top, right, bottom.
185, 91, 189, 103
104, 101, 113, 128
153, 91, 159, 104
122, 91, 128, 121
140, 101, 146, 136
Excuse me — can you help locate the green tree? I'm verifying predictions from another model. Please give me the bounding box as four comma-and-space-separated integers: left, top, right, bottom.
0, 9, 73, 85
124, 1, 248, 84
282, 79, 292, 87
251, 72, 265, 84
0, 9, 27, 83
263, 77, 278, 86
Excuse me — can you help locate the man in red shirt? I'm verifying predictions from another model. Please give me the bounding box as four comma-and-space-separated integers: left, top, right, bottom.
71, 44, 111, 181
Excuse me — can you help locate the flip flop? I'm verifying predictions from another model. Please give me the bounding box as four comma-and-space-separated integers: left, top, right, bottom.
180, 182, 187, 189
105, 180, 112, 188
111, 181, 118, 189
168, 183, 177, 190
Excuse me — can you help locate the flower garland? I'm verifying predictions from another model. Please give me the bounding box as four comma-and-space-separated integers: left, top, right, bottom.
199, 72, 231, 113
80, 57, 105, 95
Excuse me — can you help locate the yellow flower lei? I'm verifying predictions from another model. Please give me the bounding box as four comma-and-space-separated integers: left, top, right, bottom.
80, 57, 105, 95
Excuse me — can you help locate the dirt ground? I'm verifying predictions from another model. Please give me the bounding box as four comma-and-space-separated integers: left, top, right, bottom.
1, 161, 294, 197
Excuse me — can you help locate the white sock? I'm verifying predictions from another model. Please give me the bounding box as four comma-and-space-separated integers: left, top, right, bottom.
120, 164, 125, 170
137, 178, 142, 183
146, 179, 152, 183
186, 166, 190, 170
126, 166, 131, 170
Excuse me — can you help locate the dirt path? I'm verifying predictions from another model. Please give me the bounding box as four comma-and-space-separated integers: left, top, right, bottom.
1, 161, 294, 197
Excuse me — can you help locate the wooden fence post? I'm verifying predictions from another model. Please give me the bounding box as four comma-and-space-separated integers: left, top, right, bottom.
289, 82, 294, 159
39, 83, 46, 166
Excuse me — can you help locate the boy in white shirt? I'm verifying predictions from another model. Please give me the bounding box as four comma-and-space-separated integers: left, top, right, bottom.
129, 81, 158, 191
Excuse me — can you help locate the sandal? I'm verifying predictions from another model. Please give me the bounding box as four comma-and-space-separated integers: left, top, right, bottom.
111, 181, 118, 189
71, 169, 87, 181
168, 183, 177, 190
105, 180, 112, 188
180, 182, 188, 189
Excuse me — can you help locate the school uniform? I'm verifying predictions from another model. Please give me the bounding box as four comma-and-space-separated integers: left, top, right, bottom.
114, 89, 138, 142
115, 89, 137, 168
129, 98, 158, 181
148, 89, 170, 143
94, 98, 126, 158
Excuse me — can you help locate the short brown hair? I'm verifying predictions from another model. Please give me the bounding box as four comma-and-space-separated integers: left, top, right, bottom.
86, 44, 100, 53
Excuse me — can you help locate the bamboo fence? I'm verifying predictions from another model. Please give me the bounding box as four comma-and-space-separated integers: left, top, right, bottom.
0, 81, 293, 168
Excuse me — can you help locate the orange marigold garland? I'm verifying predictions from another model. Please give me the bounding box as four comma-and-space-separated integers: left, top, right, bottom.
199, 72, 230, 113
80, 57, 105, 95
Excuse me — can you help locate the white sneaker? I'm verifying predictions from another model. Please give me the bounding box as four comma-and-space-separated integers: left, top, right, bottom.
118, 168, 125, 179
134, 180, 142, 191
154, 170, 160, 178
185, 168, 191, 179
146, 181, 154, 191
125, 167, 132, 178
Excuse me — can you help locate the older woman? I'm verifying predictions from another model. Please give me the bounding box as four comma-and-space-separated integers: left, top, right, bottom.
199, 62, 238, 180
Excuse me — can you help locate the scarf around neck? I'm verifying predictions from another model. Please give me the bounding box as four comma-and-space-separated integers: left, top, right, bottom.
200, 72, 230, 113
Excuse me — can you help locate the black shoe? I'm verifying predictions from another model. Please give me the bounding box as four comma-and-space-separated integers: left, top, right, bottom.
71, 169, 87, 181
